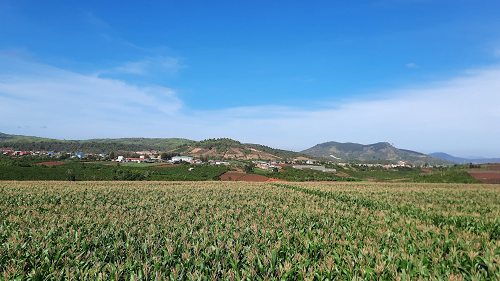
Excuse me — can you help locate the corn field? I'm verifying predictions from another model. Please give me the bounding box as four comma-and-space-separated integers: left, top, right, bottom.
0, 181, 499, 280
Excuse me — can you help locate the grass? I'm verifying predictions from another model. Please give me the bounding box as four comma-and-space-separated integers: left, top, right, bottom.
0, 181, 499, 280
407, 171, 483, 184
120, 162, 161, 167
0, 162, 231, 181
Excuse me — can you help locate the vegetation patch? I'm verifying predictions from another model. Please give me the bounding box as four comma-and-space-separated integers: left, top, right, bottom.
408, 171, 483, 183
0, 181, 498, 280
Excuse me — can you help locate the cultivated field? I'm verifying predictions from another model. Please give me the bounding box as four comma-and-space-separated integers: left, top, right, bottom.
1, 181, 499, 280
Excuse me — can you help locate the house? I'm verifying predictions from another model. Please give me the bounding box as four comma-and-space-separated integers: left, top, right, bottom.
293, 165, 336, 173
172, 156, 193, 162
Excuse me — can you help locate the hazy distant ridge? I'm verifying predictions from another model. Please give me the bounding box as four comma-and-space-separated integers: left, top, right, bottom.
428, 152, 500, 164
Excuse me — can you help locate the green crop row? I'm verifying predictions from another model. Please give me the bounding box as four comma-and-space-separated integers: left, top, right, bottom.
0, 181, 499, 280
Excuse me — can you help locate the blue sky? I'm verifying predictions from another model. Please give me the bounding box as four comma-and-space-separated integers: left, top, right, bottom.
1, 0, 500, 157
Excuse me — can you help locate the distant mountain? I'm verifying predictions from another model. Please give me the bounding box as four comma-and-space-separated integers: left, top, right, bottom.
428, 152, 500, 164
0, 132, 193, 153
301, 141, 454, 165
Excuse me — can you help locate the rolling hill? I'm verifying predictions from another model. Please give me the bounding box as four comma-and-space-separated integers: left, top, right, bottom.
1, 132, 461, 164
0, 132, 193, 153
0, 133, 312, 161
301, 141, 454, 165
166, 138, 316, 161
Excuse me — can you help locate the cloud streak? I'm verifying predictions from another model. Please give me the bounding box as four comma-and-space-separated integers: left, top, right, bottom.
100, 56, 186, 76
0, 54, 499, 157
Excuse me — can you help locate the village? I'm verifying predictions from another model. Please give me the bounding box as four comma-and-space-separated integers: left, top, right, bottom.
1, 148, 419, 174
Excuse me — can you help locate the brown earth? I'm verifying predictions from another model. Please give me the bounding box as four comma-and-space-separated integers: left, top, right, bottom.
41, 161, 66, 166
266, 178, 288, 182
469, 172, 500, 184
421, 168, 432, 172
220, 172, 247, 181
238, 174, 270, 182
168, 146, 282, 161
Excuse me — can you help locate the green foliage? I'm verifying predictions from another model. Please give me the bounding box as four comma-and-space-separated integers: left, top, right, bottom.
0, 181, 498, 280
328, 165, 424, 181
408, 171, 483, 183
245, 143, 319, 160
0, 132, 193, 153
0, 161, 230, 181
191, 138, 245, 153
267, 167, 357, 182
243, 163, 255, 173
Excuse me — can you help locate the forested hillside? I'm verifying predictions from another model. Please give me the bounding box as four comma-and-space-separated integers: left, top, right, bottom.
0, 133, 193, 152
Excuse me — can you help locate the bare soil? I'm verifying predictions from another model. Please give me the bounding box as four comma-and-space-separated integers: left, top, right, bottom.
469, 171, 500, 184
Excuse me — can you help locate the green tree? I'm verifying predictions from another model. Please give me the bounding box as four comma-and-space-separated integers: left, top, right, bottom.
244, 163, 255, 173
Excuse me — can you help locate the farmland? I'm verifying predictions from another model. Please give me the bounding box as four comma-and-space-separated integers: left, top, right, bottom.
1, 181, 499, 280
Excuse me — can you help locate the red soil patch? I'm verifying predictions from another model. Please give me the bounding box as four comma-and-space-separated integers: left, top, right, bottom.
41, 161, 66, 166
266, 178, 288, 182
238, 174, 269, 182
220, 172, 246, 181
469, 172, 500, 184
420, 168, 432, 173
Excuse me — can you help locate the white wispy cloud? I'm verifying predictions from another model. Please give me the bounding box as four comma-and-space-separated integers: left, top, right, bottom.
103, 56, 186, 76
183, 67, 500, 156
0, 54, 183, 137
1, 53, 499, 157
405, 62, 418, 68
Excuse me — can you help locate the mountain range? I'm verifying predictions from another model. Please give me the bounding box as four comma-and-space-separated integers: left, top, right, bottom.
300, 141, 453, 165
428, 152, 500, 164
0, 132, 459, 165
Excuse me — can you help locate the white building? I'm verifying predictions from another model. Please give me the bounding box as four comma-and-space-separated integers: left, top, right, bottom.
171, 156, 193, 162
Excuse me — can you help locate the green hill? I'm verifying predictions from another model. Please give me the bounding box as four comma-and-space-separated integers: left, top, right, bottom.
301, 141, 454, 165
0, 132, 193, 153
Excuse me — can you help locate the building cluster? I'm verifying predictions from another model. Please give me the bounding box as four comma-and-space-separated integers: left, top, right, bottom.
253, 160, 286, 171
335, 161, 413, 168
2, 149, 438, 170
292, 165, 337, 173
1, 150, 57, 156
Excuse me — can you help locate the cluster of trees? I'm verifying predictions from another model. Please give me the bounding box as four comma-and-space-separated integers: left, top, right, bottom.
267, 167, 356, 182
0, 138, 194, 154
245, 144, 316, 160
0, 160, 231, 181
193, 138, 245, 153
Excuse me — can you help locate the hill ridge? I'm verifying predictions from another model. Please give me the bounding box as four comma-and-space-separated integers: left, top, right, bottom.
301, 141, 453, 165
